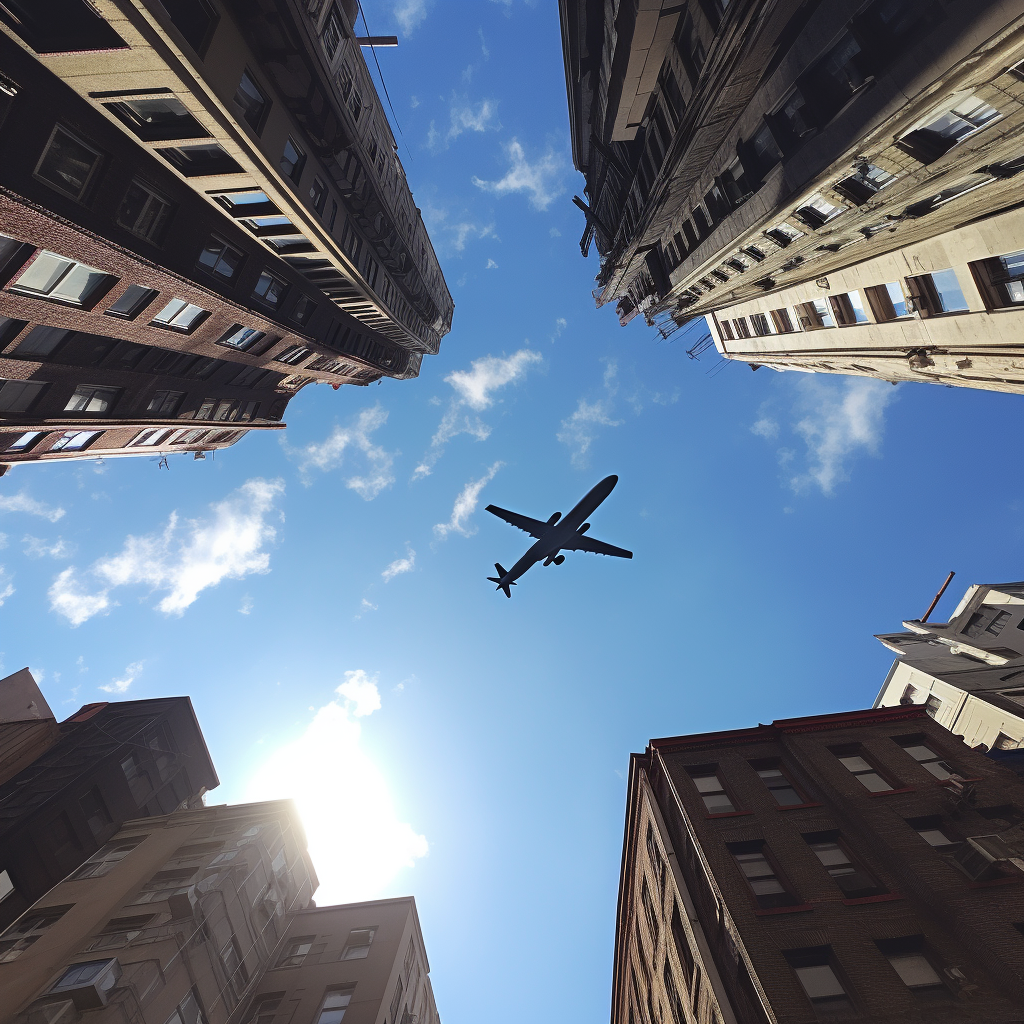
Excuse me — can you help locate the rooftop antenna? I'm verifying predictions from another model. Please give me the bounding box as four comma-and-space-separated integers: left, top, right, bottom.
921, 570, 956, 622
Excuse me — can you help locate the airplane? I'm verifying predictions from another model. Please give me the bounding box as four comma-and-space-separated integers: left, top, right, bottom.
485, 474, 633, 597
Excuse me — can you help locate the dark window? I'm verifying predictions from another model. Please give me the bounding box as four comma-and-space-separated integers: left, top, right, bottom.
216, 326, 267, 352
785, 947, 853, 1013
0, 0, 126, 53
159, 0, 218, 54
804, 833, 886, 898
754, 764, 805, 805
106, 285, 158, 320
970, 250, 1024, 309
746, 123, 781, 181
278, 935, 315, 968
728, 841, 799, 908
118, 181, 174, 243
233, 72, 269, 132
35, 126, 103, 200
151, 298, 209, 332
106, 96, 208, 142
158, 143, 243, 177
310, 177, 328, 214
290, 295, 316, 326
0, 905, 71, 963
147, 390, 185, 415
39, 811, 81, 864
832, 749, 894, 792
79, 788, 113, 837
895, 736, 956, 780
197, 237, 244, 281
329, 199, 338, 231
0, 379, 48, 414
12, 253, 114, 307
229, 366, 269, 388
64, 385, 120, 415
50, 430, 101, 452
252, 270, 288, 309
906, 815, 960, 850
275, 345, 310, 366
281, 138, 306, 182
321, 7, 344, 62
121, 754, 152, 802
875, 937, 948, 997
688, 767, 736, 813
670, 903, 694, 983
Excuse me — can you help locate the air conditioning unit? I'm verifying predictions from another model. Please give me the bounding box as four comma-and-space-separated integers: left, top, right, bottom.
27, 1000, 79, 1024
954, 834, 1024, 881
43, 959, 122, 1010
167, 886, 199, 920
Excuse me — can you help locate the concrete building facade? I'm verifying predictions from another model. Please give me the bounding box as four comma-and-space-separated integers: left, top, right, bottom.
614, 706, 1024, 1024
0, 669, 218, 931
873, 580, 1024, 753
0, 0, 452, 469
559, 0, 1024, 393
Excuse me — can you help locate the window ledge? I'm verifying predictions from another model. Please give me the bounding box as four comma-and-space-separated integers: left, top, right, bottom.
842, 892, 902, 906
967, 874, 1020, 889
754, 903, 814, 916
775, 802, 824, 811
868, 786, 916, 798
938, 777, 982, 786
704, 810, 753, 819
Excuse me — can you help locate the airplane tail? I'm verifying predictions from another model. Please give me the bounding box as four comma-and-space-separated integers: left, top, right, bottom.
486, 563, 515, 598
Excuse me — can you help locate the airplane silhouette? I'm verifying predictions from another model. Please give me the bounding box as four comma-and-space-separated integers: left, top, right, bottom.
485, 475, 633, 597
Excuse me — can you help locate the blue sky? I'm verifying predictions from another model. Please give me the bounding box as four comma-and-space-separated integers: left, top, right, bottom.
2, 3, 1023, 1022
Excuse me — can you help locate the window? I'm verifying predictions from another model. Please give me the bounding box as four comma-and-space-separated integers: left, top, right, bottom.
670, 903, 694, 984
341, 927, 375, 959
833, 163, 895, 205
965, 608, 1011, 637
329, 199, 338, 232
290, 294, 316, 327
864, 282, 909, 320
754, 765, 805, 806
321, 6, 344, 61
765, 222, 804, 247
217, 325, 267, 351
310, 177, 327, 214
221, 935, 248, 995
729, 842, 799, 908
121, 753, 151, 801
72, 837, 145, 878
106, 285, 158, 319
876, 937, 946, 996
749, 313, 775, 337
924, 694, 942, 718
130, 428, 175, 447
5, 431, 45, 452
252, 270, 288, 309
158, 142, 242, 176
151, 298, 209, 332
281, 138, 305, 182
804, 834, 885, 898
79, 788, 112, 837
748, 123, 781, 179
0, 905, 70, 962
49, 959, 120, 997
50, 430, 101, 452
688, 768, 736, 813
834, 751, 893, 792
0, 379, 48, 414
771, 307, 794, 333
130, 869, 195, 904
233, 71, 268, 131
229, 366, 268, 388
165, 989, 206, 1024
993, 732, 1021, 751
118, 180, 174, 243
105, 96, 207, 142
64, 385, 120, 415
641, 877, 659, 937
971, 249, 1024, 308
0, 871, 12, 902
795, 194, 842, 228
278, 936, 315, 967
907, 815, 959, 849
829, 291, 868, 325
785, 947, 852, 1013
197, 237, 244, 281
898, 95, 1001, 163
247, 994, 282, 1024
896, 738, 955, 780
907, 269, 968, 315
275, 345, 310, 366
315, 987, 354, 1024
35, 126, 102, 200
794, 299, 834, 329
88, 914, 154, 950
12, 252, 114, 307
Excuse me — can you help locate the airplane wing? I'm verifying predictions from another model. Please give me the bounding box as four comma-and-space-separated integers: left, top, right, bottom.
485, 505, 548, 538
561, 534, 633, 559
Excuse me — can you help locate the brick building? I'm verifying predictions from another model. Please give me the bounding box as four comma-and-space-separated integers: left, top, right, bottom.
0, 668, 218, 931
874, 579, 1024, 753
0, 0, 452, 468
559, 0, 1024, 393
614, 706, 1024, 1024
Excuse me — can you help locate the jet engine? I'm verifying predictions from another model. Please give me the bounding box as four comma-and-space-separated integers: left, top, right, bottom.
579, 523, 590, 533
553, 554, 565, 565
548, 512, 562, 525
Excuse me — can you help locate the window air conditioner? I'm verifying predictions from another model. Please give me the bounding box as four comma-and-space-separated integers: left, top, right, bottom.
27, 1000, 79, 1024
167, 886, 199, 919
44, 959, 122, 1010
953, 834, 1024, 881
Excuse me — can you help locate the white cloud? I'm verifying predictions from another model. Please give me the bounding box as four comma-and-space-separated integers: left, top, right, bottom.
552, 317, 568, 341
415, 350, 541, 478
394, 0, 427, 35
549, 226, 561, 237
0, 492, 65, 523
450, 221, 497, 253
360, 598, 378, 612
336, 669, 382, 717
434, 462, 503, 539
100, 660, 143, 695
751, 417, 779, 440
239, 596, 253, 615
0, 533, 7, 548
245, 676, 427, 903
486, 258, 498, 269
382, 547, 415, 582
558, 361, 623, 468
0, 566, 13, 607
48, 478, 284, 626
287, 404, 396, 499
444, 97, 499, 147
472, 138, 565, 210
410, 95, 420, 108
23, 536, 73, 559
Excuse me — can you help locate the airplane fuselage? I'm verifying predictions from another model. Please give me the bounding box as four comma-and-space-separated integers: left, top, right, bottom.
500, 475, 618, 586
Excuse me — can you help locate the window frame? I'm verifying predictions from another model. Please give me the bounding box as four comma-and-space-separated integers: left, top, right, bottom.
49, 430, 102, 453
33, 124, 103, 201
150, 298, 210, 333
831, 747, 896, 793
233, 70, 270, 134
750, 761, 809, 807
117, 179, 175, 245
64, 384, 121, 416
687, 765, 739, 815
727, 840, 802, 909
105, 285, 159, 320
281, 137, 306, 183
10, 251, 115, 309
802, 831, 887, 899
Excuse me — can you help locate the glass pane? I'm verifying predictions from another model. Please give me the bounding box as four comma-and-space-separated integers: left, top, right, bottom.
771, 786, 803, 806
38, 131, 98, 196
749, 878, 785, 895
173, 304, 206, 328
795, 964, 846, 999
107, 285, 156, 317
234, 73, 266, 127
701, 793, 735, 813
918, 829, 953, 847
692, 775, 722, 794
51, 264, 108, 304
811, 843, 850, 868
123, 97, 191, 125
856, 772, 892, 793
322, 993, 351, 1009
0, 381, 45, 413
15, 326, 71, 355
889, 954, 941, 988
931, 269, 968, 311
922, 761, 953, 780
735, 853, 770, 878
902, 745, 935, 762
884, 282, 908, 316
838, 756, 872, 773
153, 298, 187, 323
848, 291, 868, 322
16, 252, 72, 294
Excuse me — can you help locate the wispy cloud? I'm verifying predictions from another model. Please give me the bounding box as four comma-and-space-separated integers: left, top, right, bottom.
23, 536, 73, 559
0, 492, 65, 523
239, 595, 253, 615
558, 362, 623, 468
752, 377, 896, 495
245, 672, 427, 903
0, 566, 13, 607
100, 660, 143, 695
486, 258, 498, 269
49, 478, 285, 626
382, 546, 416, 582
394, 0, 428, 35
428, 96, 500, 151
286, 404, 396, 499
472, 138, 565, 210
434, 462, 503, 539
552, 317, 568, 341
415, 349, 541, 478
